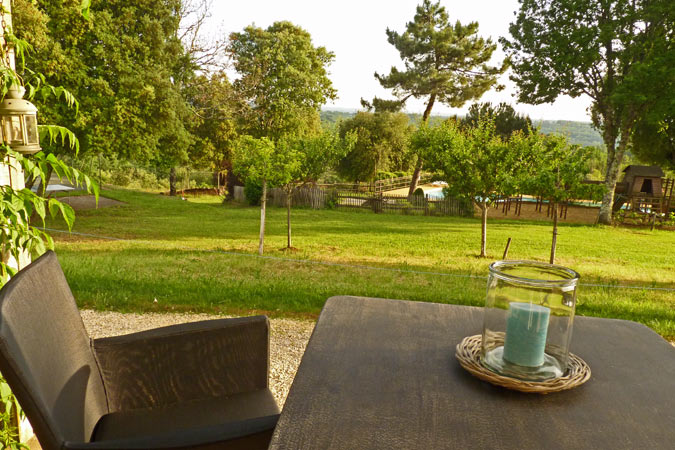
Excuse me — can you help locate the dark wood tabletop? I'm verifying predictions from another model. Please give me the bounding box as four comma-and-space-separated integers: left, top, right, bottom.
269, 296, 675, 450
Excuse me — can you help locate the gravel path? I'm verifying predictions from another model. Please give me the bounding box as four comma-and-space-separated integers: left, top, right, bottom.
79, 310, 316, 407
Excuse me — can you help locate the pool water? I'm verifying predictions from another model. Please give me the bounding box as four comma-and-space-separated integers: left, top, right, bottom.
426, 187, 445, 199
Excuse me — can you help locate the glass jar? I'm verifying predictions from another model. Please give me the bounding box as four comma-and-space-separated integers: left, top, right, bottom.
481, 260, 579, 381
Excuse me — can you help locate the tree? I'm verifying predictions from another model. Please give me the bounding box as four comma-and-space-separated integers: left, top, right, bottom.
228, 21, 337, 141
14, 0, 195, 198
462, 102, 532, 140
337, 111, 413, 182
185, 71, 239, 191
177, 0, 228, 73
632, 118, 674, 170
375, 0, 508, 195
629, 38, 674, 171
415, 119, 536, 257
522, 135, 600, 263
278, 130, 354, 249
228, 21, 338, 253
502, 0, 674, 224
232, 137, 299, 255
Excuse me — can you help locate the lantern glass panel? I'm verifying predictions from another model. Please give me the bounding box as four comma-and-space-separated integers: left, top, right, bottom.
3, 115, 23, 145
24, 115, 38, 145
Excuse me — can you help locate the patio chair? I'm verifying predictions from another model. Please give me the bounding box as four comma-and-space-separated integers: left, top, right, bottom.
0, 251, 279, 450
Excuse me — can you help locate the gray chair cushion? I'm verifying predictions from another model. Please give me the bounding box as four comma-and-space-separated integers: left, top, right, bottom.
92, 388, 280, 442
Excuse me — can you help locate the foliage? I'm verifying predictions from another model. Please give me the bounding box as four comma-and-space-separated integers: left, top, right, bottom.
228, 21, 337, 142
632, 118, 674, 171
321, 110, 606, 148
275, 129, 355, 248
14, 0, 195, 168
243, 179, 263, 206
374, 0, 508, 118
462, 102, 532, 140
0, 4, 98, 446
185, 72, 239, 171
232, 137, 299, 191
0, 375, 26, 449
419, 119, 534, 207
415, 118, 537, 256
232, 136, 301, 253
502, 0, 674, 224
281, 129, 355, 186
522, 135, 600, 203
337, 111, 413, 182
376, 171, 410, 181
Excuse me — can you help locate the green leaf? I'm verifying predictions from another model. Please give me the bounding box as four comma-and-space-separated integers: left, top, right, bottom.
81, 0, 92, 20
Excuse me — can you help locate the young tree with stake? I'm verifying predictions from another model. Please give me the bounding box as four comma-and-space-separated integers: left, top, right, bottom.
415, 119, 536, 257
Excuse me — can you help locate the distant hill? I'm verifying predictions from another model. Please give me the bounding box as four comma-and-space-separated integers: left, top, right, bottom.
320, 110, 604, 148
536, 120, 603, 147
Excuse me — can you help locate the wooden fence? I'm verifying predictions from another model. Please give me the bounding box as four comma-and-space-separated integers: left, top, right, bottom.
318, 174, 432, 194
269, 187, 328, 209
238, 185, 472, 218
334, 191, 473, 217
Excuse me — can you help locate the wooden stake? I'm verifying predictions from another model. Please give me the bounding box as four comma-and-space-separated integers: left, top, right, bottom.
502, 237, 512, 260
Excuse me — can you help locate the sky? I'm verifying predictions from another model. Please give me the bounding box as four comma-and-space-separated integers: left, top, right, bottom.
207, 0, 593, 122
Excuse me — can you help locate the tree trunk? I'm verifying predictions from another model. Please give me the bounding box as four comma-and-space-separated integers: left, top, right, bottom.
550, 202, 558, 264
286, 186, 293, 249
598, 123, 631, 224
407, 94, 437, 196
259, 179, 267, 255
169, 167, 177, 196
480, 201, 488, 258
407, 160, 423, 197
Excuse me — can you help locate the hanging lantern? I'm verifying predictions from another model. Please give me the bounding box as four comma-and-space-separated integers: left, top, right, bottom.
0, 86, 41, 154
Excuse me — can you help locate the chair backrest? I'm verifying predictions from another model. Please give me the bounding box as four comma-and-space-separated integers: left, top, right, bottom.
0, 251, 108, 449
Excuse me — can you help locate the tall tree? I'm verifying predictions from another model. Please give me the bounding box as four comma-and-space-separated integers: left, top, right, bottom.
375, 0, 508, 195
630, 37, 674, 170
14, 0, 195, 183
502, 0, 674, 224
228, 21, 336, 142
415, 119, 536, 257
228, 21, 337, 253
462, 102, 532, 140
185, 71, 239, 191
337, 111, 413, 182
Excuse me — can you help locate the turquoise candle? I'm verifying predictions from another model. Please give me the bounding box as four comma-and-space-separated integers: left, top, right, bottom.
503, 302, 550, 367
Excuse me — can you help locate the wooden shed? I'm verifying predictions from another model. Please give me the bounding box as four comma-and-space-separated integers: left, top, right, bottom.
617, 165, 673, 213
620, 165, 665, 196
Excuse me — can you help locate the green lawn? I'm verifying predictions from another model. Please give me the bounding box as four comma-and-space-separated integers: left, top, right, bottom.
47, 188, 675, 339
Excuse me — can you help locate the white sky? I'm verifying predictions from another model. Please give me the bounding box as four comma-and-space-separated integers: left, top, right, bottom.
207, 0, 593, 122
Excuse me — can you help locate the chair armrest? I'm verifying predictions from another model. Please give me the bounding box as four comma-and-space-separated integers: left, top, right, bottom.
92, 316, 270, 412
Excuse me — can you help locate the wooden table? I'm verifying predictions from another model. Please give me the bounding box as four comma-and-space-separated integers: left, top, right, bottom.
269, 296, 675, 449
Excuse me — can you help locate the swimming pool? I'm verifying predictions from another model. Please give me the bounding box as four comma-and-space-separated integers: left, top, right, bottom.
425, 187, 445, 199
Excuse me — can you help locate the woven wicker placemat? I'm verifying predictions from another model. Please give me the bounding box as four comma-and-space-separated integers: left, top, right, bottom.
455, 334, 591, 394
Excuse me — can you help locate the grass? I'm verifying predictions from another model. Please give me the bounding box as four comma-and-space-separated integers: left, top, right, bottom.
46, 188, 675, 339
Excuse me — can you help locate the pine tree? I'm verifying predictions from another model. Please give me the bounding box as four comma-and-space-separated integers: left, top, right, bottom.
374, 0, 508, 195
